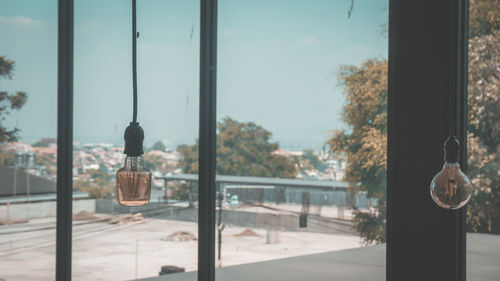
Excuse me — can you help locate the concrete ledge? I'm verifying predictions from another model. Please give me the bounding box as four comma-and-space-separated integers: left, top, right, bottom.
0, 199, 95, 221
139, 233, 500, 281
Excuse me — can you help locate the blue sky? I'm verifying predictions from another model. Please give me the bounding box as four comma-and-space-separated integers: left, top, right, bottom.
0, 0, 387, 149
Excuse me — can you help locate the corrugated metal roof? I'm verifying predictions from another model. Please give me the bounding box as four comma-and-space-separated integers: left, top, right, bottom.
0, 166, 56, 197
158, 174, 349, 190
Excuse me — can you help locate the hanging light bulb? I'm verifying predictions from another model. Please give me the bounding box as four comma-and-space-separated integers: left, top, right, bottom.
430, 0, 472, 210
116, 122, 151, 206
116, 0, 151, 206
430, 137, 472, 210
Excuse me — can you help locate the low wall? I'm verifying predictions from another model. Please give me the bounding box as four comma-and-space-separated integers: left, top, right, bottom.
95, 200, 354, 234
0, 198, 353, 234
0, 199, 96, 222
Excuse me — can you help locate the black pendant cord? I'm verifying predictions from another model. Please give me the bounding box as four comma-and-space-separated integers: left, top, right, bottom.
123, 0, 145, 158
132, 0, 138, 123
444, 0, 460, 164
449, 0, 457, 138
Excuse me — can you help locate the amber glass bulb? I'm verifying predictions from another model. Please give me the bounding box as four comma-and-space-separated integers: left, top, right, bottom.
116, 156, 152, 206
430, 162, 472, 210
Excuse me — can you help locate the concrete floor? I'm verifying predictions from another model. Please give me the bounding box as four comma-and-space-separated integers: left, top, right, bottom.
141, 233, 500, 281
0, 216, 360, 281
1, 216, 499, 281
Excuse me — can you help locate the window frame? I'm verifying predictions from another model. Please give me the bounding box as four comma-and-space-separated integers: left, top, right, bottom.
56, 0, 74, 280
386, 0, 468, 281
55, 0, 470, 280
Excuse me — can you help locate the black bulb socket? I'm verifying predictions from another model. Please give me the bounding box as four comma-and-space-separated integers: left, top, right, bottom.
124, 122, 144, 157
444, 136, 460, 163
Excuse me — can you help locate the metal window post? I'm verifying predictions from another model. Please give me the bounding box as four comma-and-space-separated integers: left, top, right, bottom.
387, 0, 468, 280
198, 0, 218, 280
56, 0, 74, 280
455, 1, 469, 279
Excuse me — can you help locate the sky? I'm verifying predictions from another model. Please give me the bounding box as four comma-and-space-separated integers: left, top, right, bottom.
0, 0, 387, 150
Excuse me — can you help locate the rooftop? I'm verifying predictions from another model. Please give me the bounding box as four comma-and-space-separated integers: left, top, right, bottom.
141, 233, 500, 281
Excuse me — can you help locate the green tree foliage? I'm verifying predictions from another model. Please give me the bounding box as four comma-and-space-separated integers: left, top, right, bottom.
167, 181, 192, 201
89, 166, 112, 186
179, 117, 297, 178
173, 145, 198, 201
144, 152, 176, 174
0, 56, 27, 143
217, 118, 296, 178
328, 59, 388, 244
301, 149, 326, 172
73, 167, 114, 199
466, 5, 500, 233
0, 147, 14, 166
176, 118, 297, 200
35, 153, 56, 176
150, 140, 166, 151
144, 153, 164, 172
178, 144, 198, 175
32, 140, 49, 147
469, 0, 500, 37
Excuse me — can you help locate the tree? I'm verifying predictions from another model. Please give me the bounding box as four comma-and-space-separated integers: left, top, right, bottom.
466, 4, 500, 233
176, 118, 297, 200
32, 140, 49, 147
0, 147, 14, 166
301, 149, 326, 172
0, 56, 27, 143
327, 0, 500, 242
328, 59, 388, 244
144, 152, 175, 174
35, 153, 56, 176
169, 144, 197, 201
150, 140, 166, 151
469, 0, 500, 37
73, 167, 114, 199
88, 166, 112, 186
179, 117, 297, 178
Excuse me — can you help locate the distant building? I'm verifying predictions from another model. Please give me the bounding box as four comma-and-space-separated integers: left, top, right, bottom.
272, 148, 304, 157
0, 166, 56, 197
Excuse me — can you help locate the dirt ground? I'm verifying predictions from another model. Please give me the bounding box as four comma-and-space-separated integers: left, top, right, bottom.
0, 216, 361, 281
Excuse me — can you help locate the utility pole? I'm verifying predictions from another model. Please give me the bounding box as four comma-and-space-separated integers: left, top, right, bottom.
26, 172, 30, 202
13, 164, 17, 198
217, 191, 224, 264
163, 179, 168, 204
26, 159, 31, 219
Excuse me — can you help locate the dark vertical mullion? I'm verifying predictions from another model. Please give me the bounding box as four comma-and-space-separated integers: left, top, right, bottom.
198, 0, 218, 280
386, 0, 396, 280
387, 0, 467, 280
456, 1, 469, 280
56, 0, 74, 280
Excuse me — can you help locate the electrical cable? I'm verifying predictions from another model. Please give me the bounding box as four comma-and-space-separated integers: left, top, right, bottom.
449, 0, 457, 137
132, 0, 138, 123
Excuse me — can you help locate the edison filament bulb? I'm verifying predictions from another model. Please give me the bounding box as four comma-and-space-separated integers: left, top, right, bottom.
116, 155, 151, 206
116, 122, 152, 206
430, 137, 472, 210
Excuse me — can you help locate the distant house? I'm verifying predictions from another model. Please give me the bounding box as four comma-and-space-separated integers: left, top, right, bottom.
272, 148, 303, 158
146, 150, 180, 164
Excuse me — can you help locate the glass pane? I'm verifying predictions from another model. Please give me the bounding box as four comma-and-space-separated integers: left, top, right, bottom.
467, 0, 500, 279
204, 0, 387, 279
72, 0, 199, 280
0, 1, 57, 280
